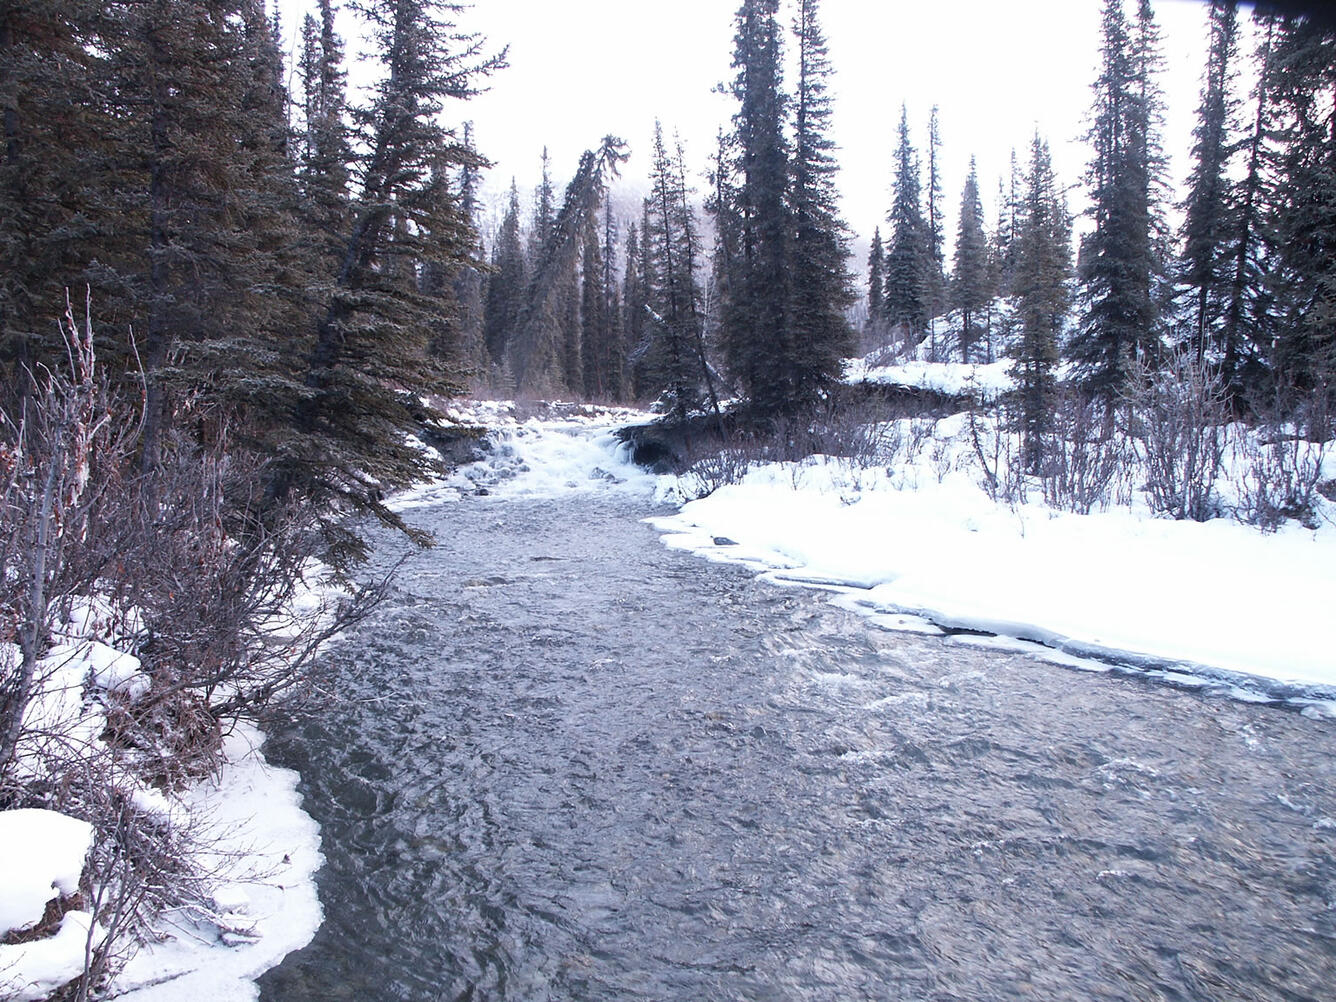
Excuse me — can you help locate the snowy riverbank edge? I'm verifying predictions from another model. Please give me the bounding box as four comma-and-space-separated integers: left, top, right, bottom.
104, 722, 323, 1002
1, 719, 321, 1002
645, 456, 1336, 711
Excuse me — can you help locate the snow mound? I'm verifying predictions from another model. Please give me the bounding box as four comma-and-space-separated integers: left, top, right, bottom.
845, 357, 1015, 398
0, 809, 93, 936
0, 809, 96, 1002
109, 723, 323, 1002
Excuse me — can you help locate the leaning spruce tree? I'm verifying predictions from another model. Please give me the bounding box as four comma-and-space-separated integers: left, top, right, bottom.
278, 0, 504, 564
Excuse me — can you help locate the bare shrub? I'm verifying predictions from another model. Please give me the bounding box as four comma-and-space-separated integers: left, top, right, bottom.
0, 294, 141, 778
803, 394, 895, 470
967, 401, 1028, 505
1041, 389, 1130, 514
1234, 391, 1330, 531
1125, 353, 1228, 521
681, 446, 755, 500
1, 298, 381, 993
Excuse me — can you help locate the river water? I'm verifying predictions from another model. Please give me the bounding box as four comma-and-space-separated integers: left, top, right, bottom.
258, 429, 1336, 1002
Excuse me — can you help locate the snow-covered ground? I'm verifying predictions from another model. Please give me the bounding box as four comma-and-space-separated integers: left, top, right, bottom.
2, 611, 324, 1002
107, 722, 322, 1002
844, 355, 1015, 398
650, 452, 1336, 703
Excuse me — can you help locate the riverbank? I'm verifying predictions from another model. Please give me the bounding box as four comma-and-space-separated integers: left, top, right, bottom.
429, 402, 1336, 705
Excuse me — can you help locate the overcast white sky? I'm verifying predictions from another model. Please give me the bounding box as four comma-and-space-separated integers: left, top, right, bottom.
277, 0, 1229, 259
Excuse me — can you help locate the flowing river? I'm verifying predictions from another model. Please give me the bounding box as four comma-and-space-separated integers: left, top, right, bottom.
258, 419, 1336, 1002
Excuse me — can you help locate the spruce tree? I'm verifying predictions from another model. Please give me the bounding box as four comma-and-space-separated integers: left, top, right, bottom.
483, 179, 527, 370
444, 122, 487, 376
643, 122, 706, 423
1260, 12, 1336, 401
953, 158, 990, 364
0, 0, 108, 389
529, 146, 555, 263
1180, 0, 1240, 367
705, 125, 742, 372
884, 104, 928, 349
585, 202, 624, 400
924, 105, 947, 355
866, 226, 886, 347
621, 218, 648, 396
1011, 133, 1071, 473
98, 0, 306, 472
282, 0, 503, 561
1070, 0, 1168, 401
1221, 11, 1276, 403
720, 0, 791, 414
787, 0, 854, 404
297, 0, 353, 275
989, 154, 1021, 301
510, 137, 627, 394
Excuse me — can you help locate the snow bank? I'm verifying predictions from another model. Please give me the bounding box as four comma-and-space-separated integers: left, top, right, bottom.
652, 447, 1336, 700
0, 809, 93, 936
3, 590, 324, 1002
109, 723, 323, 1002
845, 357, 1015, 398
0, 809, 96, 1002
0, 909, 100, 1002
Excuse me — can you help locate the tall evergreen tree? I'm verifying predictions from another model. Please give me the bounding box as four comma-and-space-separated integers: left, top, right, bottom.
1011, 133, 1072, 473
0, 0, 108, 388
442, 121, 487, 375
953, 158, 990, 363
529, 146, 555, 263
704, 125, 742, 372
581, 212, 605, 399
1261, 12, 1336, 400
787, 0, 854, 404
866, 226, 886, 345
281, 0, 503, 560
643, 122, 707, 422
884, 103, 928, 348
720, 0, 791, 413
1070, 0, 1168, 400
989, 153, 1022, 300
297, 0, 352, 268
924, 104, 947, 352
1180, 0, 1240, 366
621, 217, 648, 396
483, 179, 526, 372
1220, 11, 1276, 402
582, 202, 623, 400
99, 0, 305, 472
510, 137, 627, 394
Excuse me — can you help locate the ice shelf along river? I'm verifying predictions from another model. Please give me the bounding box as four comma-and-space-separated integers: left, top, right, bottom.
257, 417, 1336, 1002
